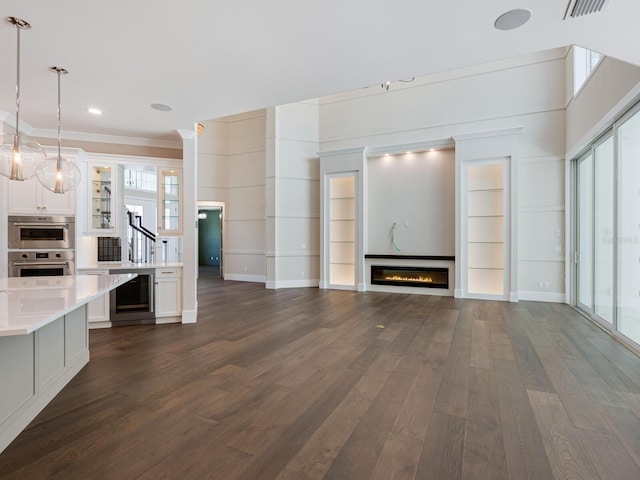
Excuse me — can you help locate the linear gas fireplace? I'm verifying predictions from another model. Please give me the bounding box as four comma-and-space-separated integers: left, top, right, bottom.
371, 265, 449, 289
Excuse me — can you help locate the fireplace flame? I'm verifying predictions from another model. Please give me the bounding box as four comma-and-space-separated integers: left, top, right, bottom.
384, 274, 433, 283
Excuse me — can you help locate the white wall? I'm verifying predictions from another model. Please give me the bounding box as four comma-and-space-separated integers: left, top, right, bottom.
566, 53, 640, 157
197, 110, 266, 282
319, 49, 567, 301
265, 101, 320, 288
367, 150, 455, 256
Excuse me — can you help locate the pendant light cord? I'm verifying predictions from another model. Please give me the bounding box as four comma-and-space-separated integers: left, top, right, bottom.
14, 22, 20, 133
56, 69, 62, 167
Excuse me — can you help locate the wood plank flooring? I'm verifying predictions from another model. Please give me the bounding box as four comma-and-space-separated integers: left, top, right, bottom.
2, 268, 640, 479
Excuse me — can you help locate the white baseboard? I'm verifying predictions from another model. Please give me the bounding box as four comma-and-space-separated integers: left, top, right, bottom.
224, 274, 266, 283
88, 321, 111, 329
510, 292, 519, 303
156, 316, 181, 324
266, 279, 319, 289
518, 290, 566, 303
357, 283, 366, 292
454, 289, 463, 298
181, 307, 197, 324
319, 281, 327, 289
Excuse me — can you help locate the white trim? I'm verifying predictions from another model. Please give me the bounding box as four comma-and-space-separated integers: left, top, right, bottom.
225, 250, 265, 256
156, 316, 181, 324
319, 280, 328, 289
181, 308, 198, 324
510, 292, 519, 303
518, 290, 566, 303
88, 321, 111, 329
366, 138, 454, 157
466, 293, 509, 301
32, 127, 182, 150
326, 284, 357, 291
224, 273, 266, 283
266, 279, 319, 289
224, 218, 266, 223
265, 251, 320, 258
265, 213, 320, 220
357, 283, 366, 292
83, 151, 181, 167
177, 129, 196, 141
519, 205, 566, 212
452, 126, 524, 142
318, 146, 367, 158
454, 288, 464, 298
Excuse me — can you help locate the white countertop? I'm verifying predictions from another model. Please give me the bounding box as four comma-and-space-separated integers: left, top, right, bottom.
0, 274, 135, 337
77, 262, 183, 270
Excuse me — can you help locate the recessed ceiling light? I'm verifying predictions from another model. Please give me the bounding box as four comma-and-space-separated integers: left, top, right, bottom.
151, 103, 173, 112
494, 9, 532, 31
406, 151, 412, 154
429, 148, 435, 152
87, 107, 102, 115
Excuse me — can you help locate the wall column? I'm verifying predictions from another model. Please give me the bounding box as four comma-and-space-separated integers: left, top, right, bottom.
178, 128, 198, 323
453, 127, 522, 302
265, 101, 320, 288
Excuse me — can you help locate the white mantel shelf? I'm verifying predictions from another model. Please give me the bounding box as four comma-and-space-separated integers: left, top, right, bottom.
0, 274, 135, 336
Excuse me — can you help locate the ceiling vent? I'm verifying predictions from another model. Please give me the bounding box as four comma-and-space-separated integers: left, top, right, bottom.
564, 0, 612, 19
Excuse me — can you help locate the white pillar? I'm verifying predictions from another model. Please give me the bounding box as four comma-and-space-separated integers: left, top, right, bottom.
178, 128, 198, 323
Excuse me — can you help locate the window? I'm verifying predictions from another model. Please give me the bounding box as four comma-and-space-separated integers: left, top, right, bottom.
573, 46, 603, 95
124, 168, 157, 191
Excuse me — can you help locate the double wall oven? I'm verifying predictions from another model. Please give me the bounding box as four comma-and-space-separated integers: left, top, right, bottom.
8, 215, 75, 277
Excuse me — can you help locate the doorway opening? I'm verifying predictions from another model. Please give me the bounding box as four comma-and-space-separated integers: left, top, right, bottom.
197, 201, 224, 278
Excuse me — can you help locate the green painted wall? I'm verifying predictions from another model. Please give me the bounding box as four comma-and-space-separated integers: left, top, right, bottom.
198, 209, 221, 266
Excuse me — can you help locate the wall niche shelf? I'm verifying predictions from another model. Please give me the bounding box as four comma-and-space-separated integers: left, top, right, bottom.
328, 175, 356, 287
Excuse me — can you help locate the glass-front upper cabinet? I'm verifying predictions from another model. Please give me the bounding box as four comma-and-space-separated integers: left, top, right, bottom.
87, 163, 121, 234
157, 168, 182, 236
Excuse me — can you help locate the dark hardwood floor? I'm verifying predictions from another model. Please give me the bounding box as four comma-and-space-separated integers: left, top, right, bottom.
2, 270, 640, 479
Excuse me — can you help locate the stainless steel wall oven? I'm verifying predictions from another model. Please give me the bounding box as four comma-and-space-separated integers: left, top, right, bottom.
8, 250, 75, 277
8, 215, 75, 250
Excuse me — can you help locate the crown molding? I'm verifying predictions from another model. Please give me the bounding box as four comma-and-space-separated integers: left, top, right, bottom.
0, 110, 182, 149
366, 138, 454, 157
452, 126, 524, 142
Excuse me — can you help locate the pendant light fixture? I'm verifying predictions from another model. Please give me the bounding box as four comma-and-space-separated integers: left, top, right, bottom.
0, 17, 46, 181
36, 67, 81, 194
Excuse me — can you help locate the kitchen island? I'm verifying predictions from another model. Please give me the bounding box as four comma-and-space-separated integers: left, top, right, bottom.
0, 274, 135, 453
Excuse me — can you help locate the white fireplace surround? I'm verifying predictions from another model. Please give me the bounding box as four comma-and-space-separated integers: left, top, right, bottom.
319, 127, 522, 301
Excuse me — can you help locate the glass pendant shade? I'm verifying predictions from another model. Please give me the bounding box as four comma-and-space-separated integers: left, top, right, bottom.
0, 17, 46, 181
36, 66, 80, 194
0, 132, 46, 180
37, 156, 81, 194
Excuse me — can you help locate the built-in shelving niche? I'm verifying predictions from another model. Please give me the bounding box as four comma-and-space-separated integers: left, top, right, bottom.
328, 175, 356, 287
463, 160, 509, 299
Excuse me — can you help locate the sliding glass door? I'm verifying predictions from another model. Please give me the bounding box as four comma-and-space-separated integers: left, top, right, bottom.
577, 153, 593, 313
617, 109, 640, 345
594, 136, 614, 325
574, 103, 640, 349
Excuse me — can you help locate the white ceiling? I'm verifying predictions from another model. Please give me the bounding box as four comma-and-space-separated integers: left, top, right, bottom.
1, 0, 639, 145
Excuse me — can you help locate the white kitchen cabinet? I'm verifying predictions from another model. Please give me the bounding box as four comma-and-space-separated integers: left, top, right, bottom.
83, 269, 111, 327
85, 163, 122, 235
7, 177, 76, 215
157, 168, 182, 236
155, 267, 182, 321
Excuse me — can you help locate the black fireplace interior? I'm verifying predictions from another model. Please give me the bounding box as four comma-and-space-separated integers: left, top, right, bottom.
371, 265, 449, 289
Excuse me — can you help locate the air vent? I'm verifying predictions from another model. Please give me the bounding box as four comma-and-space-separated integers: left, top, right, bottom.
564, 0, 612, 19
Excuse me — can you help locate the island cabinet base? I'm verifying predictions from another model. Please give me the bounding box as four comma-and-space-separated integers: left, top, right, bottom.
0, 305, 89, 454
